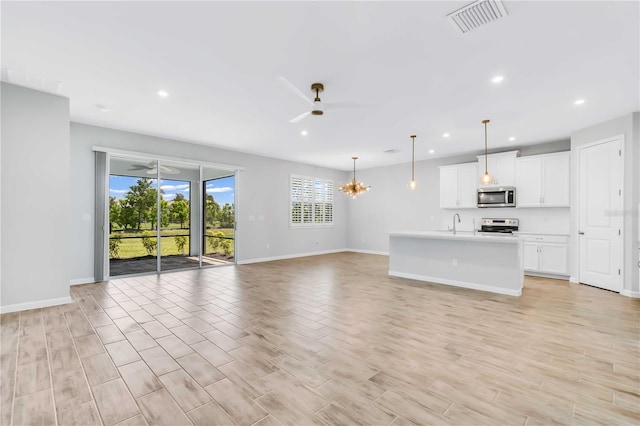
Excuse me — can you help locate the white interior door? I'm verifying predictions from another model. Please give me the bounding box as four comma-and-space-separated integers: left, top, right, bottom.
578, 138, 623, 292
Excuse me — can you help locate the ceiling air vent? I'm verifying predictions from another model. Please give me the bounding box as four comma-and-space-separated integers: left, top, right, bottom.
446, 0, 508, 34
384, 149, 400, 154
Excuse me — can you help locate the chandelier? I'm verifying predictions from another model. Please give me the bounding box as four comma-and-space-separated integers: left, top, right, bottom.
339, 156, 370, 198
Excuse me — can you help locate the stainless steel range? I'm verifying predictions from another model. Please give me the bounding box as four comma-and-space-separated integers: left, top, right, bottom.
481, 218, 519, 234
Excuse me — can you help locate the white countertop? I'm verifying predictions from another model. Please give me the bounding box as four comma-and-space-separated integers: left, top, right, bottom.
389, 231, 521, 244
513, 231, 570, 237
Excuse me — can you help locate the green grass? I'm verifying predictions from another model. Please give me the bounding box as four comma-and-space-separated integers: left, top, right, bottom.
110, 225, 235, 259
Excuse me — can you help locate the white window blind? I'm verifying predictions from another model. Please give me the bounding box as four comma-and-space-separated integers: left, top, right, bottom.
290, 175, 334, 226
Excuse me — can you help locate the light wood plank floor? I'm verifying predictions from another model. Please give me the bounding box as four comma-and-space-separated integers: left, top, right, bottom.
1, 253, 639, 425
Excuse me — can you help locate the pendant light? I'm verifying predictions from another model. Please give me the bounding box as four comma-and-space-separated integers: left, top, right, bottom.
339, 156, 370, 198
480, 119, 494, 185
408, 135, 417, 190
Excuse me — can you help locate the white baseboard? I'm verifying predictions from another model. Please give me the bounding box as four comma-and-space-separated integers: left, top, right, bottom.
389, 270, 522, 297
70, 277, 96, 286
569, 276, 578, 284
346, 249, 389, 256
0, 296, 73, 314
237, 249, 349, 265
620, 289, 640, 298
525, 272, 569, 281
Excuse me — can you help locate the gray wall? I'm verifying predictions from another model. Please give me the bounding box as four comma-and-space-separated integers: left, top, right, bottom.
70, 123, 349, 282
1, 83, 71, 311
570, 112, 640, 294
347, 141, 571, 254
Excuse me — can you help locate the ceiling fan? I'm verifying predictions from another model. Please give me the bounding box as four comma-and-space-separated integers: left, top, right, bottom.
128, 162, 180, 175
277, 77, 368, 123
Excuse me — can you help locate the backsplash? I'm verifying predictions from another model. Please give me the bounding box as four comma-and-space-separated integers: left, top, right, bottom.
439, 207, 570, 235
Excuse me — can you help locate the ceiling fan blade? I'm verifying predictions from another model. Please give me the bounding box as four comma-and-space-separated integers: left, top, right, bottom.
159, 165, 180, 175
129, 164, 152, 170
277, 76, 313, 106
323, 101, 374, 110
289, 111, 312, 123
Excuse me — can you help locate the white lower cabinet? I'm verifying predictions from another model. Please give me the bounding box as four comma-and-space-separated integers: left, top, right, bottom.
521, 234, 569, 276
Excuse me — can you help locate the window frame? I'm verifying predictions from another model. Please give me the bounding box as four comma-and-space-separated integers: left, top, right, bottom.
289, 174, 334, 227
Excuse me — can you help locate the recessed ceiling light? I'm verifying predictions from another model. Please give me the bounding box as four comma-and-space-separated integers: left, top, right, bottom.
442, 133, 450, 138
509, 137, 516, 141
492, 75, 504, 83
300, 130, 308, 136
574, 99, 585, 105
157, 90, 169, 97
96, 104, 109, 112
429, 149, 435, 154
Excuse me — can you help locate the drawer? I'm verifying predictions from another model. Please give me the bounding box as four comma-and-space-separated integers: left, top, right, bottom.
519, 234, 568, 244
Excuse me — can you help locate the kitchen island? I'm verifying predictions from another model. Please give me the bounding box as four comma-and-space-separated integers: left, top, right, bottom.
388, 231, 523, 296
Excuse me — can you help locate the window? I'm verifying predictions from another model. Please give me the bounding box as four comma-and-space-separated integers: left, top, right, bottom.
290, 175, 333, 226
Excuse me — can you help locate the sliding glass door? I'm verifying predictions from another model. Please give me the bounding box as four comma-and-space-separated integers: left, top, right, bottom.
202, 167, 236, 266
104, 153, 237, 278
159, 161, 198, 272
108, 156, 159, 276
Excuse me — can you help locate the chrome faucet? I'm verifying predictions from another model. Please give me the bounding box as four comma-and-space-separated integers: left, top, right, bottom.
452, 213, 461, 234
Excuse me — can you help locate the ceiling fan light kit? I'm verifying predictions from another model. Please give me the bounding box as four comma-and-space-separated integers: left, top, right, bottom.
339, 156, 370, 198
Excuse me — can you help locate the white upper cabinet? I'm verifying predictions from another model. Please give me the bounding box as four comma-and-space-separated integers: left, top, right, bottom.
439, 163, 477, 209
516, 157, 543, 206
439, 166, 458, 208
515, 151, 570, 207
477, 151, 518, 187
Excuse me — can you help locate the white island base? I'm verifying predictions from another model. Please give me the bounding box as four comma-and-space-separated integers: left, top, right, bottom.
389, 232, 524, 296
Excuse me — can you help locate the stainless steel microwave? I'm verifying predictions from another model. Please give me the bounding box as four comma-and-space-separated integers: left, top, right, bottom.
477, 187, 516, 208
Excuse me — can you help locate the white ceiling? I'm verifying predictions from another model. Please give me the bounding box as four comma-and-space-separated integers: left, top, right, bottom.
2, 1, 638, 170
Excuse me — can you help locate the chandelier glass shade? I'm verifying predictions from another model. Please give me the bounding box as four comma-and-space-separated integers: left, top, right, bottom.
480, 119, 494, 185
339, 157, 370, 198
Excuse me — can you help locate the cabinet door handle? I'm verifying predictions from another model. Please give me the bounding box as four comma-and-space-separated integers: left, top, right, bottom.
578, 231, 585, 235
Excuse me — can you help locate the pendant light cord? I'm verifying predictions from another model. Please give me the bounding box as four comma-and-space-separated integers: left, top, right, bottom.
483, 119, 490, 175
352, 157, 357, 182
485, 123, 488, 174
411, 136, 416, 181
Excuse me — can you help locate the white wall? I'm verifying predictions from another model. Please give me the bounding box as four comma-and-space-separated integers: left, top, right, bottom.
1, 83, 71, 312
69, 123, 349, 282
347, 141, 571, 254
570, 112, 640, 294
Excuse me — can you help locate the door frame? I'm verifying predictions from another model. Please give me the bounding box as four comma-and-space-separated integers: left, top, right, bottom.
576, 134, 625, 291
201, 171, 238, 269
94, 146, 242, 279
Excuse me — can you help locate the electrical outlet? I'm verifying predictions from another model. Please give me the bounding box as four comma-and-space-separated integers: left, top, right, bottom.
452, 259, 458, 267
266, 243, 270, 249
